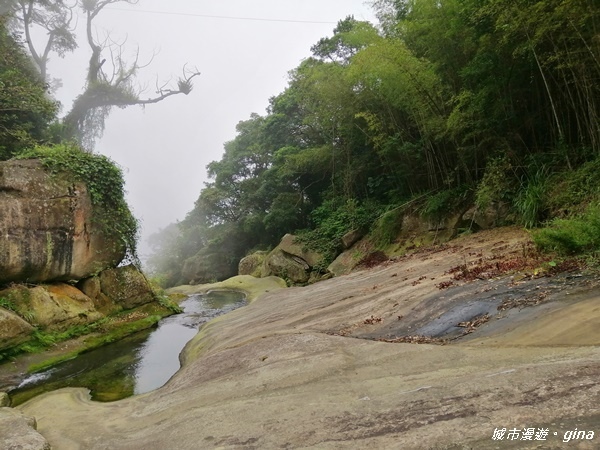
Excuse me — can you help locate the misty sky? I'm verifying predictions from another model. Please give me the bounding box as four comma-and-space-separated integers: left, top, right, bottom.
42, 0, 376, 258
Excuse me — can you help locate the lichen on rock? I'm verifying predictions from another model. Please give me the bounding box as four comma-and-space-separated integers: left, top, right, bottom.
0, 308, 34, 349
98, 265, 157, 310
0, 159, 125, 284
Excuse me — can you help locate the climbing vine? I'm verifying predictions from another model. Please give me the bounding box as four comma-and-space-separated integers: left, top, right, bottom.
17, 144, 139, 262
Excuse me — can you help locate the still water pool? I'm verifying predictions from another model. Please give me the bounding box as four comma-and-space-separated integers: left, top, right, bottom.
9, 290, 246, 406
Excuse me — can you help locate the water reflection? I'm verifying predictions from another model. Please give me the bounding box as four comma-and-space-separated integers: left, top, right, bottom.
9, 290, 245, 406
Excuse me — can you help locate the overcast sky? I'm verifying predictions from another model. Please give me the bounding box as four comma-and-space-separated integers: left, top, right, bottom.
43, 0, 377, 259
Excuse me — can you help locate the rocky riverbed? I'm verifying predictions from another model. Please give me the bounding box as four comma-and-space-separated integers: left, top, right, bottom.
7, 227, 600, 449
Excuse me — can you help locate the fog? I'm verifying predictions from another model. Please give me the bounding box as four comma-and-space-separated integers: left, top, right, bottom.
38, 0, 376, 260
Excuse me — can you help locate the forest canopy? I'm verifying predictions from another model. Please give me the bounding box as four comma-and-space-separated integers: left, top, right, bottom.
148, 1, 600, 285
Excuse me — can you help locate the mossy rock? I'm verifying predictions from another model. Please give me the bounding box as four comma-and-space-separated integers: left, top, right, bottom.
99, 265, 156, 310
0, 307, 34, 350
0, 283, 101, 332
77, 276, 120, 315
30, 284, 100, 332
0, 159, 126, 284
238, 251, 268, 277
278, 234, 324, 268
263, 249, 310, 284
328, 238, 374, 276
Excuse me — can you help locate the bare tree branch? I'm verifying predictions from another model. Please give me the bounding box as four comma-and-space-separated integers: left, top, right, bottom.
16, 0, 78, 80
13, 0, 200, 149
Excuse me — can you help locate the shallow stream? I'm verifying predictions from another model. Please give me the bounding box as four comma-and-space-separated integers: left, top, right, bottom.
8, 290, 246, 406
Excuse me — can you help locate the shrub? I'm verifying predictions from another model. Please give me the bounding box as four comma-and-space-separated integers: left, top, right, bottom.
547, 157, 600, 215
296, 199, 382, 264
533, 204, 600, 256
475, 156, 515, 210
515, 167, 549, 228
369, 207, 404, 249
422, 185, 471, 223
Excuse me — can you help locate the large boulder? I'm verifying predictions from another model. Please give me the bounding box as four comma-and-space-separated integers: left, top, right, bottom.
328, 238, 375, 277
0, 159, 125, 284
238, 251, 267, 277
0, 307, 34, 349
77, 276, 116, 315
263, 249, 310, 284
0, 408, 50, 450
277, 234, 323, 268
0, 283, 102, 332
341, 229, 363, 250
260, 234, 329, 284
98, 265, 157, 310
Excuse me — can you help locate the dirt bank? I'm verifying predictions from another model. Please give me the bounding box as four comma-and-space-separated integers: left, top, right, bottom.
16, 227, 600, 449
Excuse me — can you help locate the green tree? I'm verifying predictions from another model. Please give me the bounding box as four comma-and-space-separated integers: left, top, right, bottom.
349, 36, 451, 193
148, 1, 600, 284
0, 16, 57, 159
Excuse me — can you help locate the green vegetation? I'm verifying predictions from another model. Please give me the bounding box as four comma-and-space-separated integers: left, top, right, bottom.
25, 315, 162, 374
296, 200, 382, 266
0, 297, 17, 313
17, 144, 139, 261
370, 208, 405, 249
147, 3, 600, 285
0, 308, 166, 366
533, 204, 600, 257
421, 186, 471, 224
474, 157, 514, 211
0, 286, 35, 323
515, 167, 549, 229
0, 16, 57, 159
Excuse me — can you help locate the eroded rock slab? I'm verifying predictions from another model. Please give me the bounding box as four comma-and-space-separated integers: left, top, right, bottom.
16, 228, 600, 449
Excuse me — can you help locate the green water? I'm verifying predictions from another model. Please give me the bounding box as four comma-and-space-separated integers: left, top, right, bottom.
8, 290, 245, 406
